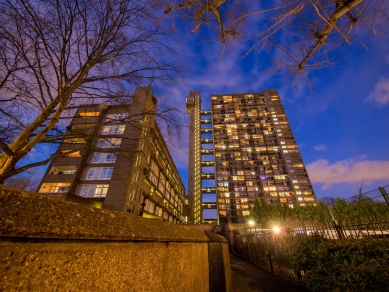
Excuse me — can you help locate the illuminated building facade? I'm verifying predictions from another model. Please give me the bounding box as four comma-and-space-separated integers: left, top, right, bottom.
38, 87, 187, 224
187, 90, 317, 224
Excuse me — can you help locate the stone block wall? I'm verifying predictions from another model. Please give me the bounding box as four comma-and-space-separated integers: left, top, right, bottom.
0, 186, 230, 291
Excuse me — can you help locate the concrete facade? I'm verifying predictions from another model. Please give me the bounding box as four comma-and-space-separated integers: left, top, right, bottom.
186, 92, 203, 224
0, 186, 230, 291
187, 90, 317, 224
37, 87, 187, 223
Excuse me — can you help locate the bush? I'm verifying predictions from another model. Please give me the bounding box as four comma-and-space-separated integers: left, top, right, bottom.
289, 236, 389, 291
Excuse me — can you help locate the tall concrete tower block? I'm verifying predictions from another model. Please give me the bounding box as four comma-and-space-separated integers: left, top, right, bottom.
187, 90, 317, 224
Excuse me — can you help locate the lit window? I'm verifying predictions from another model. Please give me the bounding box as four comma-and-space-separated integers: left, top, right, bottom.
113, 125, 125, 134
102, 126, 110, 134
78, 111, 99, 117
65, 137, 86, 144
96, 138, 122, 148
100, 168, 113, 179
95, 185, 109, 197
110, 138, 122, 148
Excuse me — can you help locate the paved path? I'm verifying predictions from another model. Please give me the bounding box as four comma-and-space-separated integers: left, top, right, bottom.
229, 253, 304, 292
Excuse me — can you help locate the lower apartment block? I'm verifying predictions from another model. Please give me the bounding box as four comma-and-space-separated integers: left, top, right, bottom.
38, 87, 187, 224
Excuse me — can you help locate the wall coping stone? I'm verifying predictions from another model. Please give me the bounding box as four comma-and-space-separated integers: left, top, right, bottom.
0, 186, 227, 243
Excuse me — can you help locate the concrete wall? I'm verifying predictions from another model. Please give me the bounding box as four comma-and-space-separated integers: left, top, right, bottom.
0, 186, 230, 292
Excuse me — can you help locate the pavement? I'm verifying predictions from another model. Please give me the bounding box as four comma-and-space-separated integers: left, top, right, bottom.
229, 253, 305, 292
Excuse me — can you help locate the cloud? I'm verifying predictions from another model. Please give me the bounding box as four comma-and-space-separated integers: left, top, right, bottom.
314, 144, 326, 151
368, 77, 389, 105
306, 158, 389, 190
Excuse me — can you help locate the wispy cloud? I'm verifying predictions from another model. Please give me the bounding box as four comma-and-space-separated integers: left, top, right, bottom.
368, 77, 389, 105
306, 157, 389, 190
314, 144, 326, 151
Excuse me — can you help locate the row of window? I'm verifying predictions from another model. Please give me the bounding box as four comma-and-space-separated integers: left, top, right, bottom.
101, 125, 125, 135
95, 138, 122, 148
85, 167, 114, 180
78, 184, 109, 198
91, 152, 117, 163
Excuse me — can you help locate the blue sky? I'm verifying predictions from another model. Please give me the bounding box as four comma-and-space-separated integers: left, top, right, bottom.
23, 6, 389, 201
165, 15, 389, 200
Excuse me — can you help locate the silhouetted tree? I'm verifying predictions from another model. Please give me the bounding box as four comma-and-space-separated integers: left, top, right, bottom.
0, 0, 183, 183
163, 0, 388, 74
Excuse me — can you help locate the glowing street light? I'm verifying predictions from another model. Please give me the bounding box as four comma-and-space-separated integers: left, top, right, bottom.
273, 226, 281, 234
249, 220, 255, 226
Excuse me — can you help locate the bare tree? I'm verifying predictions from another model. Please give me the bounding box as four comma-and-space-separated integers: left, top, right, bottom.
0, 0, 183, 183
163, 0, 388, 73
3, 170, 41, 192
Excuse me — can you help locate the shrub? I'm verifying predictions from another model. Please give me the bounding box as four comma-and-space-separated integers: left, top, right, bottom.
289, 236, 389, 291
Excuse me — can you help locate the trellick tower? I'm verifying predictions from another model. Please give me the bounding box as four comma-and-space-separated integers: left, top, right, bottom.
187, 90, 317, 224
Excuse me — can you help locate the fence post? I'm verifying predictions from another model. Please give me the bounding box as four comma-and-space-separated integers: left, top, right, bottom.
379, 187, 389, 205
267, 250, 274, 274
333, 220, 346, 239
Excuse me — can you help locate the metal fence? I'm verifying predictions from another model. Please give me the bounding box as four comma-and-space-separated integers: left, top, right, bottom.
227, 185, 389, 283
345, 185, 389, 204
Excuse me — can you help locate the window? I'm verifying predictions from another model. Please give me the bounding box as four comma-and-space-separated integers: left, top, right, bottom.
150, 159, 159, 175
78, 111, 99, 117
144, 199, 155, 213
101, 125, 126, 135
92, 153, 101, 163
65, 137, 86, 144
113, 125, 125, 134
149, 171, 158, 186
102, 126, 110, 135
51, 186, 60, 193
106, 113, 129, 120
100, 168, 113, 179
110, 138, 122, 148
81, 185, 90, 197
155, 206, 163, 217
95, 185, 109, 197
50, 186, 69, 193
96, 138, 122, 148
87, 168, 96, 179
115, 113, 129, 120
105, 153, 117, 163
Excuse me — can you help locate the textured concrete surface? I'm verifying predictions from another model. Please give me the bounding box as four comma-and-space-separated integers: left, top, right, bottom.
1, 242, 209, 291
229, 253, 304, 292
0, 186, 216, 242
0, 186, 230, 292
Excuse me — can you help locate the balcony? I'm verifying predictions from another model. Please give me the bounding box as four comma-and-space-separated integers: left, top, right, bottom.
202, 203, 217, 209
201, 173, 215, 179
38, 182, 71, 196
201, 138, 213, 144
201, 149, 214, 154
48, 165, 77, 175
202, 187, 216, 193
201, 161, 214, 167
201, 128, 212, 134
